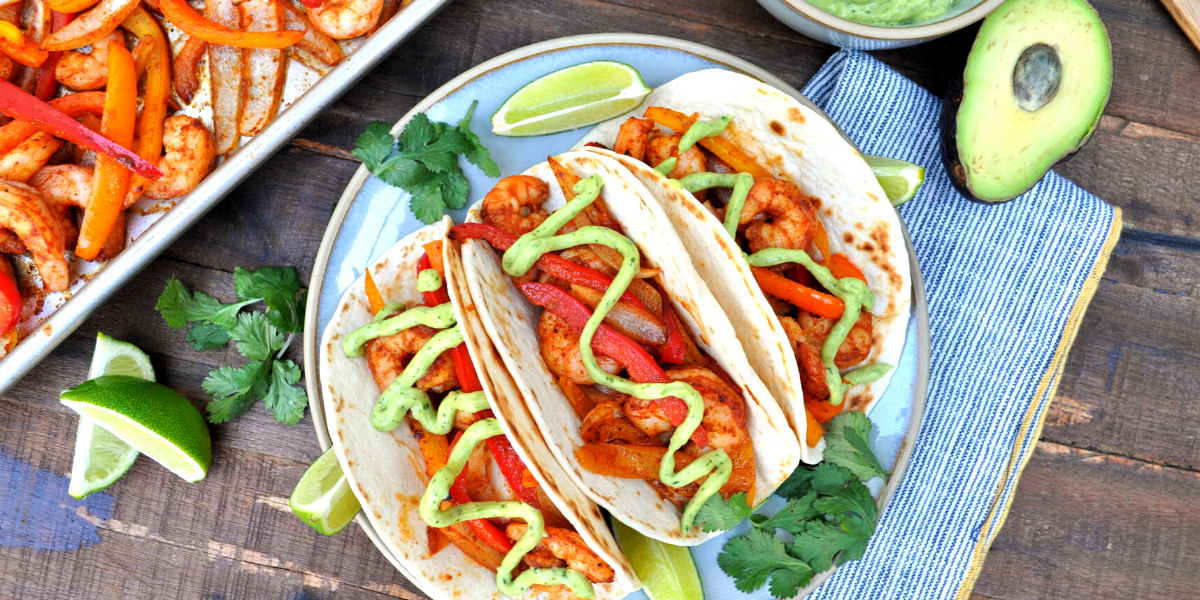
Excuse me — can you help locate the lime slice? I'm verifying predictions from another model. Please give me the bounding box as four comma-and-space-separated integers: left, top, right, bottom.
613, 519, 705, 600
492, 61, 652, 137
864, 154, 925, 207
61, 376, 212, 483
290, 447, 361, 535
69, 333, 155, 498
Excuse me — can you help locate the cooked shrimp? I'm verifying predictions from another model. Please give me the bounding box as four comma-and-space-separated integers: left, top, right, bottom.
539, 311, 621, 386
0, 131, 64, 183
505, 524, 615, 584
780, 312, 874, 400
625, 366, 749, 451
581, 401, 658, 446
481, 175, 549, 238
738, 178, 818, 254
365, 324, 459, 393
0, 181, 67, 292
142, 116, 217, 200
30, 164, 91, 247
779, 315, 830, 400
647, 133, 707, 180
55, 31, 124, 91
307, 0, 383, 39
0, 229, 24, 255
613, 117, 655, 162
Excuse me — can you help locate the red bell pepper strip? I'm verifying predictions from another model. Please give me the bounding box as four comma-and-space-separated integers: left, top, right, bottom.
0, 262, 20, 336
447, 430, 514, 554
417, 252, 484, 394
298, 0, 321, 7
518, 282, 707, 448
485, 436, 540, 506
449, 223, 650, 312
0, 80, 161, 179
660, 307, 685, 365
34, 12, 74, 101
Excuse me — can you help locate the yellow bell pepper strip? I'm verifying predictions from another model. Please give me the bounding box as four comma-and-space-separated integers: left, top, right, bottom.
0, 23, 49, 67
643, 106, 772, 180
159, 0, 305, 48
41, 0, 140, 52
121, 6, 170, 206
76, 41, 136, 261
804, 408, 823, 447
0, 82, 161, 179
45, 0, 101, 14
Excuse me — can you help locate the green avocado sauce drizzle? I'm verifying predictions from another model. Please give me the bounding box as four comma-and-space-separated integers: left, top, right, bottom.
502, 175, 731, 534
417, 268, 443, 292
660, 115, 893, 405
345, 303, 594, 597
747, 249, 890, 405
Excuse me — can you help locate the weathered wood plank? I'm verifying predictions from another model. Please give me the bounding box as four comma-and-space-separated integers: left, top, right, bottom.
973, 442, 1200, 599
1044, 237, 1200, 472
0, 401, 418, 600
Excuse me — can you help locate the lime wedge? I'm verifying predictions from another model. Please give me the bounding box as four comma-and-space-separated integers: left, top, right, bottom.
613, 519, 705, 600
290, 447, 361, 535
61, 376, 212, 483
68, 333, 155, 498
864, 154, 925, 207
492, 61, 652, 137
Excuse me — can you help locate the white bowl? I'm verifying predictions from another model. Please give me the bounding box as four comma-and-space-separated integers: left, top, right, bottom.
757, 0, 1007, 49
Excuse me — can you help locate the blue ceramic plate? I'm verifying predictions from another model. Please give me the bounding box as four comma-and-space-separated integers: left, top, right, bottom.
304, 33, 930, 600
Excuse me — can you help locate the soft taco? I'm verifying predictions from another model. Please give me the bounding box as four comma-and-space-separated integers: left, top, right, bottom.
576, 69, 912, 463
449, 151, 800, 545
318, 217, 639, 600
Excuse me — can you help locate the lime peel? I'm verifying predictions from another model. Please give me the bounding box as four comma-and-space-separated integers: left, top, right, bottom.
492, 61, 652, 137
290, 447, 361, 536
613, 519, 705, 600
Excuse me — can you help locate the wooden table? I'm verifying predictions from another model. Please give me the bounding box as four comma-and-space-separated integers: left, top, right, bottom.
3, 0, 1199, 597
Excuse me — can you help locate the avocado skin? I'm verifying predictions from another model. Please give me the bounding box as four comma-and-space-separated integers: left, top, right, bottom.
938, 78, 985, 204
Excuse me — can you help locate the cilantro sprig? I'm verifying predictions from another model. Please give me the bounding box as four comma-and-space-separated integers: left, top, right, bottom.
353, 101, 500, 225
697, 412, 888, 598
155, 267, 309, 425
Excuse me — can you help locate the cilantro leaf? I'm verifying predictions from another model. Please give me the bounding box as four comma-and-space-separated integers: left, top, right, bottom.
186, 323, 230, 351
824, 411, 888, 482
375, 156, 433, 190
717, 528, 813, 597
229, 312, 285, 361
457, 101, 500, 178
263, 360, 307, 425
439, 170, 470, 210
398, 113, 437, 152
810, 461, 857, 493
696, 491, 754, 533
776, 463, 816, 500
156, 278, 257, 330
351, 121, 395, 171
408, 174, 449, 224
813, 478, 877, 525
203, 360, 271, 423
410, 129, 470, 172
233, 267, 304, 333
791, 517, 873, 573
751, 492, 819, 535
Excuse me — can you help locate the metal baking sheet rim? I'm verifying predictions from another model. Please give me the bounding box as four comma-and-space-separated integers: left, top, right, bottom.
301, 33, 932, 597
0, 0, 454, 392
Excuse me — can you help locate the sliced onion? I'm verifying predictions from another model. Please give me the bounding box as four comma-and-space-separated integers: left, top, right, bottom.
280, 0, 342, 66
41, 0, 137, 51
173, 36, 206, 104
206, 0, 242, 154
570, 284, 666, 347
238, 0, 286, 137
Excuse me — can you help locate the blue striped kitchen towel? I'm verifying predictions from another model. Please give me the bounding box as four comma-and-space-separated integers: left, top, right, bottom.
803, 51, 1121, 599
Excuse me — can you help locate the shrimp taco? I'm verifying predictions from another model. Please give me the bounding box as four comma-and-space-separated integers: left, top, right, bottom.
318, 217, 639, 600
449, 151, 801, 545
576, 69, 912, 463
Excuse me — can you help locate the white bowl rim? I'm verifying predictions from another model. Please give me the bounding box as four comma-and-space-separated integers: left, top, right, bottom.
771, 0, 1008, 40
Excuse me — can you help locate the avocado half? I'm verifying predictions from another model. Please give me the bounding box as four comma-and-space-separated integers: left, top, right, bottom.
940, 0, 1112, 203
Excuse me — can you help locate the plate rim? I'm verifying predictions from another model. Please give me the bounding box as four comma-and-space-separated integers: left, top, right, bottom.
301, 32, 931, 597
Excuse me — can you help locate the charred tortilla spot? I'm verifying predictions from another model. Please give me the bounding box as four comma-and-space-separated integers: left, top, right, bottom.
810, 196, 822, 209
859, 242, 875, 252
770, 121, 786, 135
844, 232, 855, 243
867, 192, 879, 203
787, 107, 806, 123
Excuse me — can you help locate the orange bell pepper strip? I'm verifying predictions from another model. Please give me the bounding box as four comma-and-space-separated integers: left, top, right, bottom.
751, 265, 844, 320
805, 395, 846, 424
812, 218, 831, 263
0, 83, 160, 179
825, 253, 866, 283
159, 0, 304, 48
76, 42, 136, 261
0, 26, 49, 67
363, 269, 386, 315
421, 240, 445, 275
643, 106, 772, 180
121, 6, 171, 206
45, 0, 101, 13
804, 408, 824, 447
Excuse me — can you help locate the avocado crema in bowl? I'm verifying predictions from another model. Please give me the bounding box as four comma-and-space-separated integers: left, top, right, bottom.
756, 0, 1008, 49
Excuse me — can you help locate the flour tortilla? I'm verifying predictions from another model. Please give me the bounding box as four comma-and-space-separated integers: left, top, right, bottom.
456, 151, 800, 545
577, 69, 913, 464
318, 217, 639, 600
